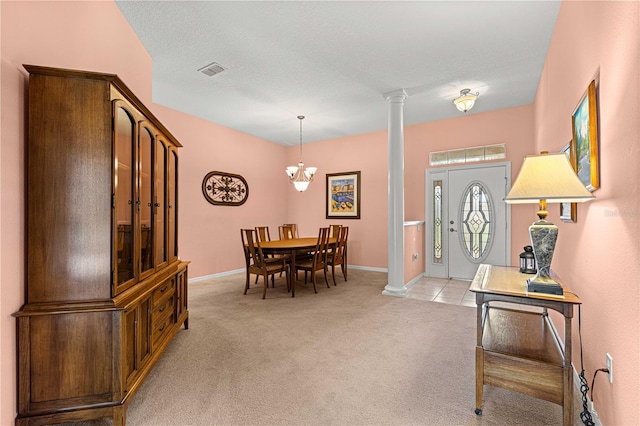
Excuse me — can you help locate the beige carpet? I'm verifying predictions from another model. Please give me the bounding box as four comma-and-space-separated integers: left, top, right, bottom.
123, 269, 582, 426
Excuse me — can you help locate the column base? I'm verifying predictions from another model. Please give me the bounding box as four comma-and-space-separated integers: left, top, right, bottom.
382, 284, 408, 297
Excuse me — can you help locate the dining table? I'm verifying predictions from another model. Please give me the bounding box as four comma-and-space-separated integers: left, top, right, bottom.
259, 237, 337, 297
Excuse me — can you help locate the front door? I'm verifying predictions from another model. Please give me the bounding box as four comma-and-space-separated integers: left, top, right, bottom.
426, 163, 510, 280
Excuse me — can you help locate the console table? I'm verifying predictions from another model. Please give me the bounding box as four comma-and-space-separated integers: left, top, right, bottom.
469, 264, 581, 426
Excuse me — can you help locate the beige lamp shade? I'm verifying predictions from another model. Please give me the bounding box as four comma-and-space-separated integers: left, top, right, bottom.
504, 152, 594, 204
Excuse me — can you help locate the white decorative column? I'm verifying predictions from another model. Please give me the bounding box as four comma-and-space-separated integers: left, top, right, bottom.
382, 89, 408, 297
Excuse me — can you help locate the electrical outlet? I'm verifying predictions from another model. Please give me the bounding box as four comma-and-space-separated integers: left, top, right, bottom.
606, 353, 613, 383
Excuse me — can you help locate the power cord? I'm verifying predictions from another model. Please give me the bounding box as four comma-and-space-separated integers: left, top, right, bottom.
578, 369, 595, 426
590, 368, 610, 401
577, 304, 609, 426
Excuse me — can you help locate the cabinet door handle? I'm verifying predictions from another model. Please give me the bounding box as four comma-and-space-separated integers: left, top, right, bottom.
159, 306, 165, 312
160, 285, 168, 292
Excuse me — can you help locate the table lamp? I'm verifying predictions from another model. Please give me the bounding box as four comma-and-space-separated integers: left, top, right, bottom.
504, 151, 595, 295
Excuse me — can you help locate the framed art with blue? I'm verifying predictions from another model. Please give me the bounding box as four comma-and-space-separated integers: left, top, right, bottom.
571, 79, 600, 192
326, 171, 361, 219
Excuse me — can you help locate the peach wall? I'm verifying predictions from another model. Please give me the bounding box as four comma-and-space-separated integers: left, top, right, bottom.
284, 130, 389, 269
534, 1, 639, 424
404, 223, 425, 284
151, 104, 288, 278
284, 105, 538, 272
3, 1, 636, 425
404, 105, 537, 267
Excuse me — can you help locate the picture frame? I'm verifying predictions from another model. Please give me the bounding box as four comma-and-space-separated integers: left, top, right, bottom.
326, 171, 361, 219
560, 142, 577, 223
571, 80, 600, 192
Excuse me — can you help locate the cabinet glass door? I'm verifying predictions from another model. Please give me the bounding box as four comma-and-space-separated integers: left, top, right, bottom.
139, 125, 154, 276
168, 149, 178, 261
114, 103, 136, 289
155, 139, 167, 267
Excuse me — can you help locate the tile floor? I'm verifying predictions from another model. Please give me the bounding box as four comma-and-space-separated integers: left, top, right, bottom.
407, 276, 476, 307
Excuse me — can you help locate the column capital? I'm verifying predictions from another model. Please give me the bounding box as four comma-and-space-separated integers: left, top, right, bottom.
383, 89, 408, 102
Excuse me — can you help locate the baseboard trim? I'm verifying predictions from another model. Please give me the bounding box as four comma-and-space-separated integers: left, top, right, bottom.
189, 265, 388, 284
347, 265, 388, 273
189, 268, 245, 283
405, 273, 425, 289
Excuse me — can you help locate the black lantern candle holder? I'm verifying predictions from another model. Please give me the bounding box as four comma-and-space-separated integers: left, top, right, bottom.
519, 245, 537, 274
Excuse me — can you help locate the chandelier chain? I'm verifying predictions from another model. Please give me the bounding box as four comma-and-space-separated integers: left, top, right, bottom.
298, 115, 304, 161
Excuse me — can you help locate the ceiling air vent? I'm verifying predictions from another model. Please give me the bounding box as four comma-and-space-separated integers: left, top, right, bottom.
198, 62, 226, 77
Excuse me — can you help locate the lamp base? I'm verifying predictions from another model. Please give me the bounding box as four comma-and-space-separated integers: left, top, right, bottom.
526, 274, 563, 295
528, 219, 562, 295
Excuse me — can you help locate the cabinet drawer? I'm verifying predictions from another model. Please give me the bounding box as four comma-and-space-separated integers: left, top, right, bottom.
153, 293, 174, 318
152, 312, 175, 348
152, 279, 175, 307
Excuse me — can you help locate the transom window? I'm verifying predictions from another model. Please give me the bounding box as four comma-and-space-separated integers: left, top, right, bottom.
430, 144, 506, 166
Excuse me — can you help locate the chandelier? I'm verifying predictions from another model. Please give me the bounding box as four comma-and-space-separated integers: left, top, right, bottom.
285, 115, 317, 192
453, 88, 479, 113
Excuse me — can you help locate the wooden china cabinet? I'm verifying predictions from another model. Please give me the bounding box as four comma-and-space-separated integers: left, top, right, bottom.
15, 65, 189, 425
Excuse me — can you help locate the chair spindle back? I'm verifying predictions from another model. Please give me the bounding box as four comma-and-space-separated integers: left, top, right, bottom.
255, 226, 271, 242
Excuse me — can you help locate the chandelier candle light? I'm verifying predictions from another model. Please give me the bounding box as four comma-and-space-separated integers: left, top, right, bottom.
286, 115, 317, 192
504, 151, 594, 295
453, 88, 479, 113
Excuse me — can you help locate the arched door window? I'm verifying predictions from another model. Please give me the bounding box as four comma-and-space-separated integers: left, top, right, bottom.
459, 182, 494, 262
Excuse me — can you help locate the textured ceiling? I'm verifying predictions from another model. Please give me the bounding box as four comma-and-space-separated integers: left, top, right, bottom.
116, 1, 561, 146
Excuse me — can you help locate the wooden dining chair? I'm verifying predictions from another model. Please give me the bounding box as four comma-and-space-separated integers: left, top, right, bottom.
295, 227, 330, 293
283, 223, 299, 238
241, 229, 289, 299
256, 225, 290, 281
327, 226, 348, 285
278, 225, 295, 240
254, 226, 273, 284
255, 226, 271, 242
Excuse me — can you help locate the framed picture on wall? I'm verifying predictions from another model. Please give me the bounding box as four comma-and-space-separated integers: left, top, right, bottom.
560, 142, 577, 223
571, 79, 600, 191
326, 171, 361, 219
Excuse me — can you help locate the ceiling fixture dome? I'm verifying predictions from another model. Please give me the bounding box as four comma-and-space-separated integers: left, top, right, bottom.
285, 115, 317, 192
453, 88, 479, 113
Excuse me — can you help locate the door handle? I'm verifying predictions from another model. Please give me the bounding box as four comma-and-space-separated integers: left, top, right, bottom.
449, 228, 457, 232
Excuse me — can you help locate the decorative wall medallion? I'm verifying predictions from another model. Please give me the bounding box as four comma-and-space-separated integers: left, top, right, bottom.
202, 171, 249, 206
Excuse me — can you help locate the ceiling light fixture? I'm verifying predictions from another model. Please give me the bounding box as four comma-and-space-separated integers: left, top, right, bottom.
286, 115, 317, 192
453, 88, 479, 113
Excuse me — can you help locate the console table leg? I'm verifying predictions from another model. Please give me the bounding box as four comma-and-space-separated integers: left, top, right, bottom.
475, 346, 484, 414
563, 366, 573, 426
